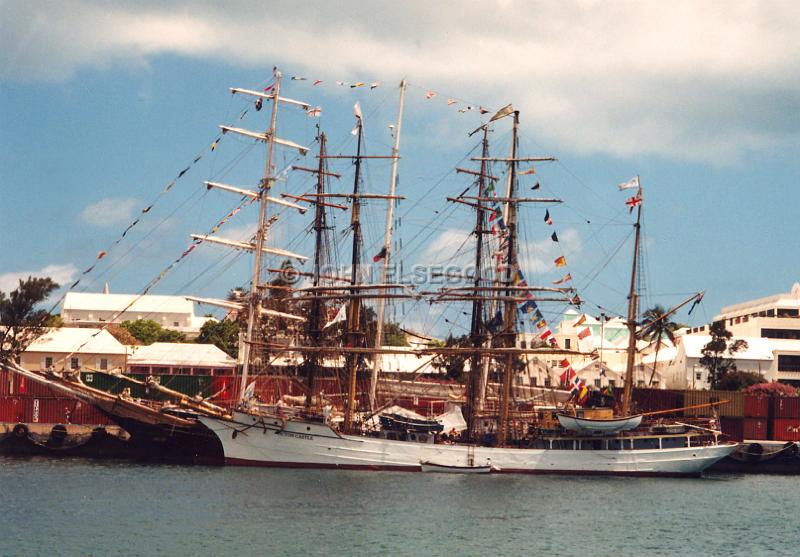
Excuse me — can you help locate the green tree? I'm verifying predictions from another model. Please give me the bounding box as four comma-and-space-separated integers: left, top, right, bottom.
196, 319, 239, 358
107, 324, 140, 346
640, 305, 680, 386
382, 322, 409, 347
119, 319, 186, 345
715, 370, 764, 391
431, 334, 469, 382
700, 321, 748, 389
0, 277, 59, 365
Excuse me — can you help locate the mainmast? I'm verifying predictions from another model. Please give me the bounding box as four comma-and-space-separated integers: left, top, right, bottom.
465, 125, 490, 441
496, 110, 520, 447
343, 115, 366, 433
370, 79, 407, 411
303, 132, 330, 408
621, 179, 643, 416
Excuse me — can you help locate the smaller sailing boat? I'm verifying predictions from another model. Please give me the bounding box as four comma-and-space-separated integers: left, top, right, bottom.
556, 410, 642, 434
556, 178, 692, 435
420, 461, 497, 474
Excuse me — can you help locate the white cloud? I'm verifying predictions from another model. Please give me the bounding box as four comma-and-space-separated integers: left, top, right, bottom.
0, 264, 79, 293
2, 1, 800, 162
421, 228, 472, 266
518, 228, 582, 276
79, 197, 138, 227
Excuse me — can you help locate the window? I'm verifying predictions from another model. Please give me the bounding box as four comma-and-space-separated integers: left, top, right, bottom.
70, 357, 79, 370
696, 371, 703, 381
743, 316, 749, 323
173, 321, 180, 327
778, 355, 800, 373
608, 380, 616, 388
99, 358, 108, 371
594, 379, 601, 388
777, 308, 799, 318
761, 329, 800, 340
564, 339, 571, 349
44, 357, 53, 369
531, 377, 537, 386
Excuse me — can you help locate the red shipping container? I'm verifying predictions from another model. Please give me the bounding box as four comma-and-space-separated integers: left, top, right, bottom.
16, 374, 61, 397
0, 397, 20, 422
67, 400, 111, 426
21, 398, 70, 424
771, 418, 800, 442
773, 397, 800, 419
744, 396, 770, 418
0, 369, 12, 396
720, 417, 745, 442
743, 418, 768, 440
0, 396, 26, 422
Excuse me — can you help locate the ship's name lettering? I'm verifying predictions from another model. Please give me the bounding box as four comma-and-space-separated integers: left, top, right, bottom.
279, 431, 313, 440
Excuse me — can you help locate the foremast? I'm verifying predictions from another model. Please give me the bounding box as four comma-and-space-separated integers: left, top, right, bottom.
196, 70, 311, 402
239, 71, 283, 402
463, 107, 559, 447
464, 126, 491, 441
302, 132, 333, 408
343, 114, 366, 433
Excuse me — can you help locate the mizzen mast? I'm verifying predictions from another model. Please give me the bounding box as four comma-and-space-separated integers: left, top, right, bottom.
621, 177, 643, 416
370, 79, 407, 411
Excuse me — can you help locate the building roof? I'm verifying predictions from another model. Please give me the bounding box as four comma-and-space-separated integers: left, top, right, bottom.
128, 342, 236, 367
679, 335, 774, 361
25, 327, 128, 355
717, 282, 800, 319
641, 346, 678, 365
62, 292, 194, 316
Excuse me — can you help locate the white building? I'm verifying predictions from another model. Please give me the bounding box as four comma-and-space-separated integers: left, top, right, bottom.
663, 335, 774, 389
672, 283, 800, 388
20, 327, 129, 372
61, 292, 214, 337
127, 342, 236, 375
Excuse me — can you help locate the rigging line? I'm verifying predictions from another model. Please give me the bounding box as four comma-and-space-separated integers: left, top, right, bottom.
574, 227, 635, 298
404, 82, 497, 116
94, 185, 217, 288
90, 138, 259, 289
173, 246, 245, 297
516, 130, 620, 216
46, 134, 232, 314
53, 196, 257, 367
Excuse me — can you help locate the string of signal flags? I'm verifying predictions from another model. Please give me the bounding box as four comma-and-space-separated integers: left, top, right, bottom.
285, 75, 499, 117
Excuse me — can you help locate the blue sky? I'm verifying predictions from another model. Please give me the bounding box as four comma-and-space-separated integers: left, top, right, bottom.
1, 0, 798, 335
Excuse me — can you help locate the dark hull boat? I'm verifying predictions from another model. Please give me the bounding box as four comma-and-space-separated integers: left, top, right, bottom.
4, 363, 225, 464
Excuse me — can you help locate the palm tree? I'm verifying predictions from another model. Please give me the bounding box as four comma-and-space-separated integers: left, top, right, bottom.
640, 305, 680, 386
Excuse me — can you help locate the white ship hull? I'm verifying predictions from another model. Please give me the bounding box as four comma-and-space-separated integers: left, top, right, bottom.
199, 412, 737, 477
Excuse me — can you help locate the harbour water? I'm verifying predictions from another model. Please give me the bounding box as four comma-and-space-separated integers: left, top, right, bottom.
1, 457, 797, 557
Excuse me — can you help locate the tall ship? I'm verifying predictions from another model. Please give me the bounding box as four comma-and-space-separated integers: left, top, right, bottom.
188, 68, 738, 476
